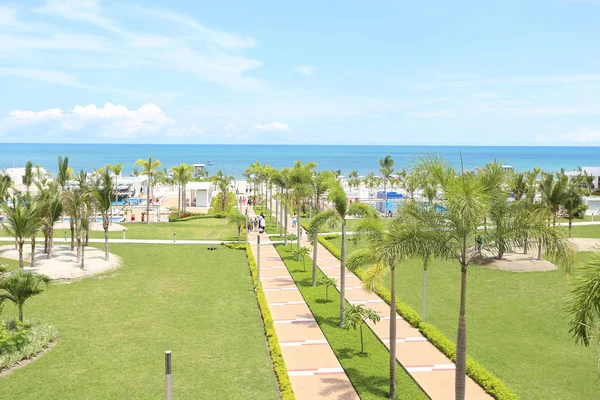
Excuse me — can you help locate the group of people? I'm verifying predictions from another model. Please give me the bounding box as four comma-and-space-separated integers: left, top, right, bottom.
248, 212, 267, 234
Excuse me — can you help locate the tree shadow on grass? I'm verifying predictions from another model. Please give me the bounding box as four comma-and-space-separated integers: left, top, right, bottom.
342, 367, 391, 398
315, 299, 333, 304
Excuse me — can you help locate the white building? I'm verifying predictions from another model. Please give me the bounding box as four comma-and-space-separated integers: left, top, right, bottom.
564, 167, 600, 191
186, 182, 212, 207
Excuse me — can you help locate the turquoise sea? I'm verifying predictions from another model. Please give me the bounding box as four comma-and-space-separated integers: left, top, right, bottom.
0, 143, 598, 178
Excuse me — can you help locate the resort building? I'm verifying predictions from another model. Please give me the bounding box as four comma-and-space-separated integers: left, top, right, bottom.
185, 181, 212, 207
564, 167, 600, 191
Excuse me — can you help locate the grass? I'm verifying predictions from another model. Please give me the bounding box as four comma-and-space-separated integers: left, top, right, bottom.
0, 244, 279, 400
300, 217, 393, 233
89, 218, 238, 241
273, 243, 427, 400
570, 224, 600, 239
325, 236, 599, 400
0, 256, 28, 272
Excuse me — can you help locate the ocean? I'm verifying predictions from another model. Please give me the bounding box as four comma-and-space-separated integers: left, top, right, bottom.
0, 143, 597, 178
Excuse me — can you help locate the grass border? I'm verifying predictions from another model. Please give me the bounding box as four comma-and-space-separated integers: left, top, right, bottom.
318, 235, 518, 400
233, 244, 295, 400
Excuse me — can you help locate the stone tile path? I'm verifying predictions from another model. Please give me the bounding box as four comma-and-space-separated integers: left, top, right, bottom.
246, 206, 359, 400
275, 210, 493, 400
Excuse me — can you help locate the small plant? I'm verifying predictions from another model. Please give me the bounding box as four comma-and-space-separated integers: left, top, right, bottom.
0, 321, 29, 355
318, 275, 337, 301
292, 246, 310, 271
343, 303, 381, 354
0, 270, 51, 322
287, 233, 297, 250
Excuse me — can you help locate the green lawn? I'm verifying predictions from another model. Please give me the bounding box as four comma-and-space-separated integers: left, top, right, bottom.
326, 237, 599, 399
0, 256, 26, 272
88, 218, 239, 241
274, 243, 427, 400
570, 224, 600, 239
0, 244, 278, 400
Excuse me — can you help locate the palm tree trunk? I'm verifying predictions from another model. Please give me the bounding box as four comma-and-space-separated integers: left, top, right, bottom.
455, 264, 468, 400
177, 182, 181, 219
422, 266, 427, 322
297, 197, 301, 259
47, 226, 53, 259
30, 236, 36, 267
312, 197, 320, 287
77, 236, 82, 265
523, 233, 528, 254
340, 219, 347, 327
81, 238, 86, 269
146, 179, 150, 224
237, 226, 241, 242
104, 221, 109, 261
389, 264, 397, 399
275, 192, 279, 232
284, 197, 288, 246
18, 241, 24, 268
44, 229, 49, 254
537, 240, 542, 260
18, 304, 23, 322
569, 217, 573, 238
70, 219, 75, 251
269, 186, 273, 223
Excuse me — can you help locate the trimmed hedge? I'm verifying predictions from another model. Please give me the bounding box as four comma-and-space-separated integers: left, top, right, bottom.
168, 212, 227, 222
317, 235, 518, 400
239, 245, 295, 400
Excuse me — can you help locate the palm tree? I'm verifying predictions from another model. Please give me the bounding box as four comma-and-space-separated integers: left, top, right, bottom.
23, 160, 34, 193
293, 246, 310, 272
212, 170, 234, 211
562, 189, 587, 238
0, 173, 12, 203
134, 156, 161, 224
310, 182, 378, 327
348, 170, 360, 190
318, 275, 337, 301
0, 270, 51, 322
567, 250, 600, 352
540, 171, 568, 226
79, 200, 92, 269
271, 169, 292, 245
56, 155, 71, 225
1, 197, 42, 269
227, 210, 247, 241
400, 156, 574, 400
364, 172, 378, 197
379, 155, 395, 195
91, 168, 113, 261
343, 303, 381, 355
510, 172, 527, 201
290, 161, 317, 254
37, 181, 63, 259
171, 163, 193, 217
310, 170, 335, 286
63, 188, 87, 263
345, 217, 412, 399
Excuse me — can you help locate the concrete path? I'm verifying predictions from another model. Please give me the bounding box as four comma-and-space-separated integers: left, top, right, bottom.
276, 211, 492, 400
247, 206, 359, 400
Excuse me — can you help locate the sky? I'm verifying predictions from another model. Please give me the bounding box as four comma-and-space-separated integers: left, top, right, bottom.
1, 0, 600, 145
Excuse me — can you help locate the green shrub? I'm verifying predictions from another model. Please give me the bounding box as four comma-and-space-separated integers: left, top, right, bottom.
322, 234, 340, 240
317, 236, 517, 400
0, 321, 29, 355
225, 243, 246, 250
244, 246, 295, 400
0, 320, 58, 371
169, 212, 228, 222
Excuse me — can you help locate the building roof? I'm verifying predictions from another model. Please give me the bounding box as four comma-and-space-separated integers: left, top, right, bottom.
186, 181, 212, 190
565, 167, 600, 177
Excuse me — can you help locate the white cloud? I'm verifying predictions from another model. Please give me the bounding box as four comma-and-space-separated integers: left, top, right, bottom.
254, 121, 291, 131
7, 102, 175, 138
557, 127, 600, 143
223, 124, 238, 131
295, 66, 317, 76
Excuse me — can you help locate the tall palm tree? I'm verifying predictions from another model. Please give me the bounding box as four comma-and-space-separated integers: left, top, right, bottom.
0, 173, 12, 203
1, 197, 43, 269
63, 188, 87, 263
401, 156, 574, 400
37, 181, 63, 259
272, 169, 292, 245
345, 217, 412, 399
379, 155, 395, 195
309, 170, 335, 286
171, 163, 194, 217
562, 189, 587, 238
0, 270, 51, 322
290, 161, 317, 254
23, 160, 34, 193
92, 168, 113, 261
310, 182, 378, 327
211, 170, 234, 211
134, 156, 161, 224
539, 171, 568, 226
348, 170, 360, 190
56, 155, 71, 225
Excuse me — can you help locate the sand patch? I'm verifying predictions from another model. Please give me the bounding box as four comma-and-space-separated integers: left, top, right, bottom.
475, 252, 557, 272
569, 238, 600, 252
0, 244, 121, 280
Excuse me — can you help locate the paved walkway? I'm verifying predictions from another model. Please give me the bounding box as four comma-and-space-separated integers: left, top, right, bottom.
276, 210, 492, 400
246, 206, 359, 400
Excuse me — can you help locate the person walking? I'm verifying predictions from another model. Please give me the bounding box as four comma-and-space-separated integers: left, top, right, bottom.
292, 214, 297, 228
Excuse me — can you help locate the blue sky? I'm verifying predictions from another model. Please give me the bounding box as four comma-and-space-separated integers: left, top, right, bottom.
1, 0, 600, 145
